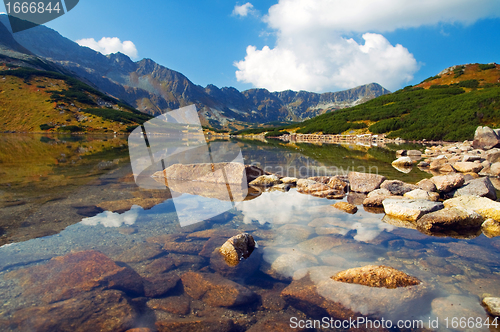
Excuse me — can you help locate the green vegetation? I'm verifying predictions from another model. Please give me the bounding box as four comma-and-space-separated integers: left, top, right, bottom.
479, 64, 496, 70
39, 123, 55, 131
82, 108, 152, 125
58, 125, 84, 132
291, 84, 500, 141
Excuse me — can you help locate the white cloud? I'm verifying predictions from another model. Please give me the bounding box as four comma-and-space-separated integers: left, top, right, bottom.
76, 37, 138, 59
232, 2, 256, 17
235, 0, 500, 92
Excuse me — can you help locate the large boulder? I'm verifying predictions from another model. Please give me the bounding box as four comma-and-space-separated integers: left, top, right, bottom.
444, 195, 500, 222
416, 207, 484, 232
382, 198, 444, 222
348, 172, 386, 193
451, 177, 497, 200
472, 126, 500, 150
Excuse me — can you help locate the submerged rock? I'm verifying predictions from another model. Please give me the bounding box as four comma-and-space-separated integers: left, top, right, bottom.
348, 172, 386, 193
156, 318, 235, 332
417, 207, 484, 233
219, 233, 256, 267
382, 198, 444, 222
332, 202, 358, 214
181, 272, 257, 307
332, 265, 420, 289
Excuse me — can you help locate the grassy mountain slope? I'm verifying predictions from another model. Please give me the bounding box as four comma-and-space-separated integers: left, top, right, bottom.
288, 63, 500, 141
0, 65, 152, 133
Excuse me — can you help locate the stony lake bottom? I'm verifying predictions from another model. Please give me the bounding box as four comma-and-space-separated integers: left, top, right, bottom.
0, 134, 499, 332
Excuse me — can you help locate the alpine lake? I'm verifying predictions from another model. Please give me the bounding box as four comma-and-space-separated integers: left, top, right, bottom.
0, 133, 499, 332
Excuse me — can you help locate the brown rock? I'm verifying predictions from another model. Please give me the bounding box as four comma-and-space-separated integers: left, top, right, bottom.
403, 189, 440, 201
143, 272, 181, 298
115, 243, 164, 263
10, 290, 136, 332
187, 228, 241, 239
163, 240, 205, 254
134, 256, 176, 278
482, 218, 500, 238
417, 207, 484, 233
347, 192, 367, 205
348, 172, 386, 193
308, 176, 332, 184
438, 163, 456, 173
218, 233, 256, 266
332, 202, 357, 214
260, 291, 287, 311
332, 265, 420, 289
210, 245, 261, 279
147, 295, 191, 315
327, 176, 349, 191
297, 180, 345, 198
181, 272, 257, 307
5, 250, 144, 303
380, 180, 419, 195
156, 318, 235, 332
429, 157, 448, 171
430, 173, 465, 192
249, 174, 281, 187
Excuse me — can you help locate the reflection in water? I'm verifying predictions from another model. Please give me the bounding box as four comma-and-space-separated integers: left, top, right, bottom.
81, 205, 143, 227
1, 136, 500, 331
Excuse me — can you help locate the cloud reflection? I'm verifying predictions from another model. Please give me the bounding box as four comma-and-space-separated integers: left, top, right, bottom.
81, 205, 143, 227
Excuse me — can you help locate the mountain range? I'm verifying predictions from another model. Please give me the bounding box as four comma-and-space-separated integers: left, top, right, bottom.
0, 15, 390, 130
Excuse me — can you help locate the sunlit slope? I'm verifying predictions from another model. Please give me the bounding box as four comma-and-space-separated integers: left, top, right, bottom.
292, 63, 500, 141
0, 65, 152, 133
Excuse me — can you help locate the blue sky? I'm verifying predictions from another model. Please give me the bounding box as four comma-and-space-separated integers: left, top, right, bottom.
2, 0, 500, 93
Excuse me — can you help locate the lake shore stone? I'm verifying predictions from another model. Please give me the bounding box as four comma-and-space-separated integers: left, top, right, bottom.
451, 177, 497, 200
482, 219, 500, 238
332, 202, 357, 214
249, 174, 281, 187
452, 162, 483, 173
348, 172, 386, 193
431, 173, 465, 192
473, 126, 500, 150
331, 265, 420, 289
404, 189, 440, 201
219, 233, 256, 267
181, 272, 257, 307
444, 195, 500, 222
392, 156, 413, 167
482, 297, 500, 316
363, 194, 402, 207
382, 199, 444, 222
417, 207, 484, 233
380, 180, 419, 196
281, 176, 298, 184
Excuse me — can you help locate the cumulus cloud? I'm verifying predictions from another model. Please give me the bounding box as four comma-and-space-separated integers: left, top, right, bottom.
235, 0, 500, 92
76, 37, 138, 59
232, 2, 256, 17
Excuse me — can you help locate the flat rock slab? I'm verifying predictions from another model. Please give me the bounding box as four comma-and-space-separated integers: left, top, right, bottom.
9, 290, 137, 332
332, 265, 420, 289
4, 250, 144, 303
404, 189, 440, 201
383, 198, 444, 222
417, 207, 484, 233
452, 162, 483, 173
181, 272, 257, 307
348, 172, 386, 193
444, 195, 500, 222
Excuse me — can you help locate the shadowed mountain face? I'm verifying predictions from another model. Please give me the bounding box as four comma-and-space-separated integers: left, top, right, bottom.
0, 15, 390, 128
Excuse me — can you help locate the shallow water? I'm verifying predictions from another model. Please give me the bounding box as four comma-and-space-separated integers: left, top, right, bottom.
1, 134, 499, 331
